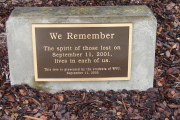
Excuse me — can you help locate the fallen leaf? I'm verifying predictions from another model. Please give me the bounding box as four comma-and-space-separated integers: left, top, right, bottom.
23, 115, 43, 120
168, 104, 180, 108
166, 51, 171, 58
57, 95, 64, 102
166, 2, 176, 10
67, 101, 77, 104
19, 89, 26, 96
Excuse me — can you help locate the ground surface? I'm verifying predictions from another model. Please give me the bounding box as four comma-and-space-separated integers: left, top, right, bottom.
0, 0, 179, 120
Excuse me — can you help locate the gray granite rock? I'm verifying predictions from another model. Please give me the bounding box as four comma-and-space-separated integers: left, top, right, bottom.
7, 6, 157, 93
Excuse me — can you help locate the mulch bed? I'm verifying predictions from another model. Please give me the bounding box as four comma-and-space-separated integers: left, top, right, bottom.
0, 0, 179, 119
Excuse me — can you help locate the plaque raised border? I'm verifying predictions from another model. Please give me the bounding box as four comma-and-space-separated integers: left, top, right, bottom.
32, 23, 132, 81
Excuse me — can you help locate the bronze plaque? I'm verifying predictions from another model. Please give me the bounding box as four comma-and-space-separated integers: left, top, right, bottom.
32, 24, 132, 81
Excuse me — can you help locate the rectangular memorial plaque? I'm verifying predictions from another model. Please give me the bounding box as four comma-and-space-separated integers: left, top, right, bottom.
32, 24, 132, 81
